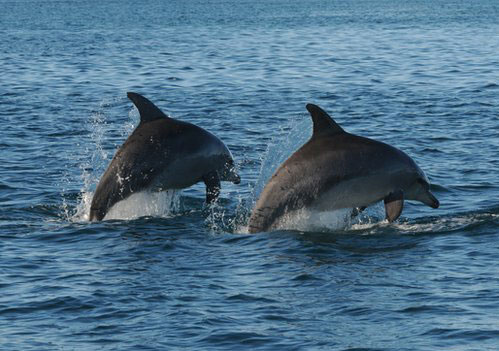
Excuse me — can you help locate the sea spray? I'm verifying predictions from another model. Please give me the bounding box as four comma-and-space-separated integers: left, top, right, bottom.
250, 116, 311, 204
71, 96, 140, 221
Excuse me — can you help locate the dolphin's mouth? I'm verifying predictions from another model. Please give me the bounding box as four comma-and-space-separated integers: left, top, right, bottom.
426, 191, 440, 209
430, 198, 440, 209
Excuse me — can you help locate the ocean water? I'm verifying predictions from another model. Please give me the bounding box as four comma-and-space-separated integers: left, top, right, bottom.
1, 0, 499, 350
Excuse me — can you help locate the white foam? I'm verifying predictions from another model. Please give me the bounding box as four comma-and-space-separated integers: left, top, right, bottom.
390, 211, 499, 234
72, 190, 94, 222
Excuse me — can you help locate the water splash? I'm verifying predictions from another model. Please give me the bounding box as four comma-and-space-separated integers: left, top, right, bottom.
204, 201, 231, 233
70, 96, 148, 222
250, 116, 312, 204
391, 210, 499, 235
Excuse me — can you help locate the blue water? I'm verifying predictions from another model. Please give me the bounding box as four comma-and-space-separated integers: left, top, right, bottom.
1, 0, 499, 349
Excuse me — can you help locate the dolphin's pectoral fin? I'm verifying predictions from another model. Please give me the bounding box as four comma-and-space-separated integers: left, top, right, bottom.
203, 171, 221, 204
384, 190, 404, 222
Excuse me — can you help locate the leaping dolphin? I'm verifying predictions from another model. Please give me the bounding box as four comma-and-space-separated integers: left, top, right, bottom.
89, 92, 240, 221
248, 104, 439, 233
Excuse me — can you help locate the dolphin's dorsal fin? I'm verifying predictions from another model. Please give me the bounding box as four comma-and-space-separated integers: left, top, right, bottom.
306, 104, 345, 138
127, 92, 168, 123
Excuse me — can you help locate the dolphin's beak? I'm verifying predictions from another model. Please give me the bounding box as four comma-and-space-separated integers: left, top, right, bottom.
422, 190, 439, 209
222, 167, 241, 184
227, 164, 241, 184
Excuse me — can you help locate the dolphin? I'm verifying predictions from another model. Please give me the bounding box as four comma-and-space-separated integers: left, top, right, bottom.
247, 104, 439, 233
89, 92, 240, 221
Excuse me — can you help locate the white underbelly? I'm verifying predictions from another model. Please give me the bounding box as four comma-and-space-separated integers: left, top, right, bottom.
311, 175, 393, 211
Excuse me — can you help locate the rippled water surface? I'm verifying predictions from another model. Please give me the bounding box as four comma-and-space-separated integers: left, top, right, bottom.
1, 1, 499, 350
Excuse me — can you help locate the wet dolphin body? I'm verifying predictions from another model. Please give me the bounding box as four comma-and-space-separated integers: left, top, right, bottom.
89, 92, 240, 221
248, 104, 439, 233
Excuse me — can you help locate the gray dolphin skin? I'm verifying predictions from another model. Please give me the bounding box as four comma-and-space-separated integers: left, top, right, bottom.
248, 104, 439, 233
89, 92, 240, 221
